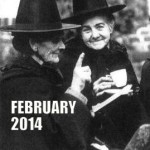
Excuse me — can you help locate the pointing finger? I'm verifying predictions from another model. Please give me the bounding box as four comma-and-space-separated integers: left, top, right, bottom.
75, 53, 85, 67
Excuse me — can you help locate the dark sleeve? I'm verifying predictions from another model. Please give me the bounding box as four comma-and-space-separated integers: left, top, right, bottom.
121, 47, 139, 90
140, 60, 150, 92
53, 93, 91, 150
140, 60, 150, 116
6, 76, 91, 150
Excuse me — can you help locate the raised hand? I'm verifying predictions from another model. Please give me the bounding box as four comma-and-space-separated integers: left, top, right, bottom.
71, 53, 91, 93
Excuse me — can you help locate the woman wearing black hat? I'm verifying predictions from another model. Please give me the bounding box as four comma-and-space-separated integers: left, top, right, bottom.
0, 0, 93, 150
60, 0, 149, 149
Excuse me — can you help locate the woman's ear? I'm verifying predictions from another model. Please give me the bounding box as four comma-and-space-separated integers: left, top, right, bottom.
29, 38, 38, 52
109, 20, 115, 34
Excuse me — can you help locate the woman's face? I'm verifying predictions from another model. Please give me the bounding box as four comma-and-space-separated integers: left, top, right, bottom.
81, 15, 114, 50
34, 36, 65, 63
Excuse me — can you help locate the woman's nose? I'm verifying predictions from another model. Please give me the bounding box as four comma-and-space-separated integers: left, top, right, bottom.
92, 28, 99, 39
59, 40, 65, 49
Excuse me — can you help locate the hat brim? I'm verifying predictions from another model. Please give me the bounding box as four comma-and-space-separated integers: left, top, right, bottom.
62, 4, 126, 23
0, 23, 81, 32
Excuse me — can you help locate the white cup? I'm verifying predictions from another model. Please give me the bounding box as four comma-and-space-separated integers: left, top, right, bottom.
110, 69, 127, 87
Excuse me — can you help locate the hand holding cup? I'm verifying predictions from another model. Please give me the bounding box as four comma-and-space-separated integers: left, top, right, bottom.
93, 75, 115, 96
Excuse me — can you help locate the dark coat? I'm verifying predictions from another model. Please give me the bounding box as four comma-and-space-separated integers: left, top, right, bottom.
59, 37, 148, 149
140, 59, 150, 117
0, 56, 91, 150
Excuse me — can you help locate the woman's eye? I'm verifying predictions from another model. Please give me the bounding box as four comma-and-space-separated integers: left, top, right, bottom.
96, 25, 103, 30
82, 27, 91, 33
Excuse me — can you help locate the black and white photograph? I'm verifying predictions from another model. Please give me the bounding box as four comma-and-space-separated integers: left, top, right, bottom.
0, 0, 150, 150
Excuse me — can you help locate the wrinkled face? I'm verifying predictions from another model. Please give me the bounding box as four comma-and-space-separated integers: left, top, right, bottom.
34, 36, 65, 63
81, 15, 114, 50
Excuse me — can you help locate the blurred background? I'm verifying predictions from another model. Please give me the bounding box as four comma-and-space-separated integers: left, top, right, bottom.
0, 0, 150, 82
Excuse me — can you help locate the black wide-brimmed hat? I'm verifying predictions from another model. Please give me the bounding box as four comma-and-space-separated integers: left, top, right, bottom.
0, 0, 80, 32
62, 0, 126, 23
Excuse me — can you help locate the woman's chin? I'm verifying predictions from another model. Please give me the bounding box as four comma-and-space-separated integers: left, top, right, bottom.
48, 58, 60, 64
90, 45, 105, 50
44, 55, 59, 63
87, 42, 107, 50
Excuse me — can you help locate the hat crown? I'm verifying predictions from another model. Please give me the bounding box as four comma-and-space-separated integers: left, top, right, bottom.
73, 0, 109, 15
0, 0, 81, 32
62, 0, 125, 24
16, 0, 61, 25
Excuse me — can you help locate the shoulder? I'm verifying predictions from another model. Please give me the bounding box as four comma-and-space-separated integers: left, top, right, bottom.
1, 65, 33, 80
145, 58, 150, 63
141, 59, 150, 85
1, 64, 41, 79
142, 59, 150, 73
0, 65, 51, 88
110, 40, 127, 56
0, 66, 54, 99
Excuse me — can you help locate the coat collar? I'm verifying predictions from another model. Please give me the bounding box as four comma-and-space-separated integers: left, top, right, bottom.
1, 54, 63, 83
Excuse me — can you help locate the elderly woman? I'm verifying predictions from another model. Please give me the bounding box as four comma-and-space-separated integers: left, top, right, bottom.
60, 0, 149, 149
0, 0, 93, 150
